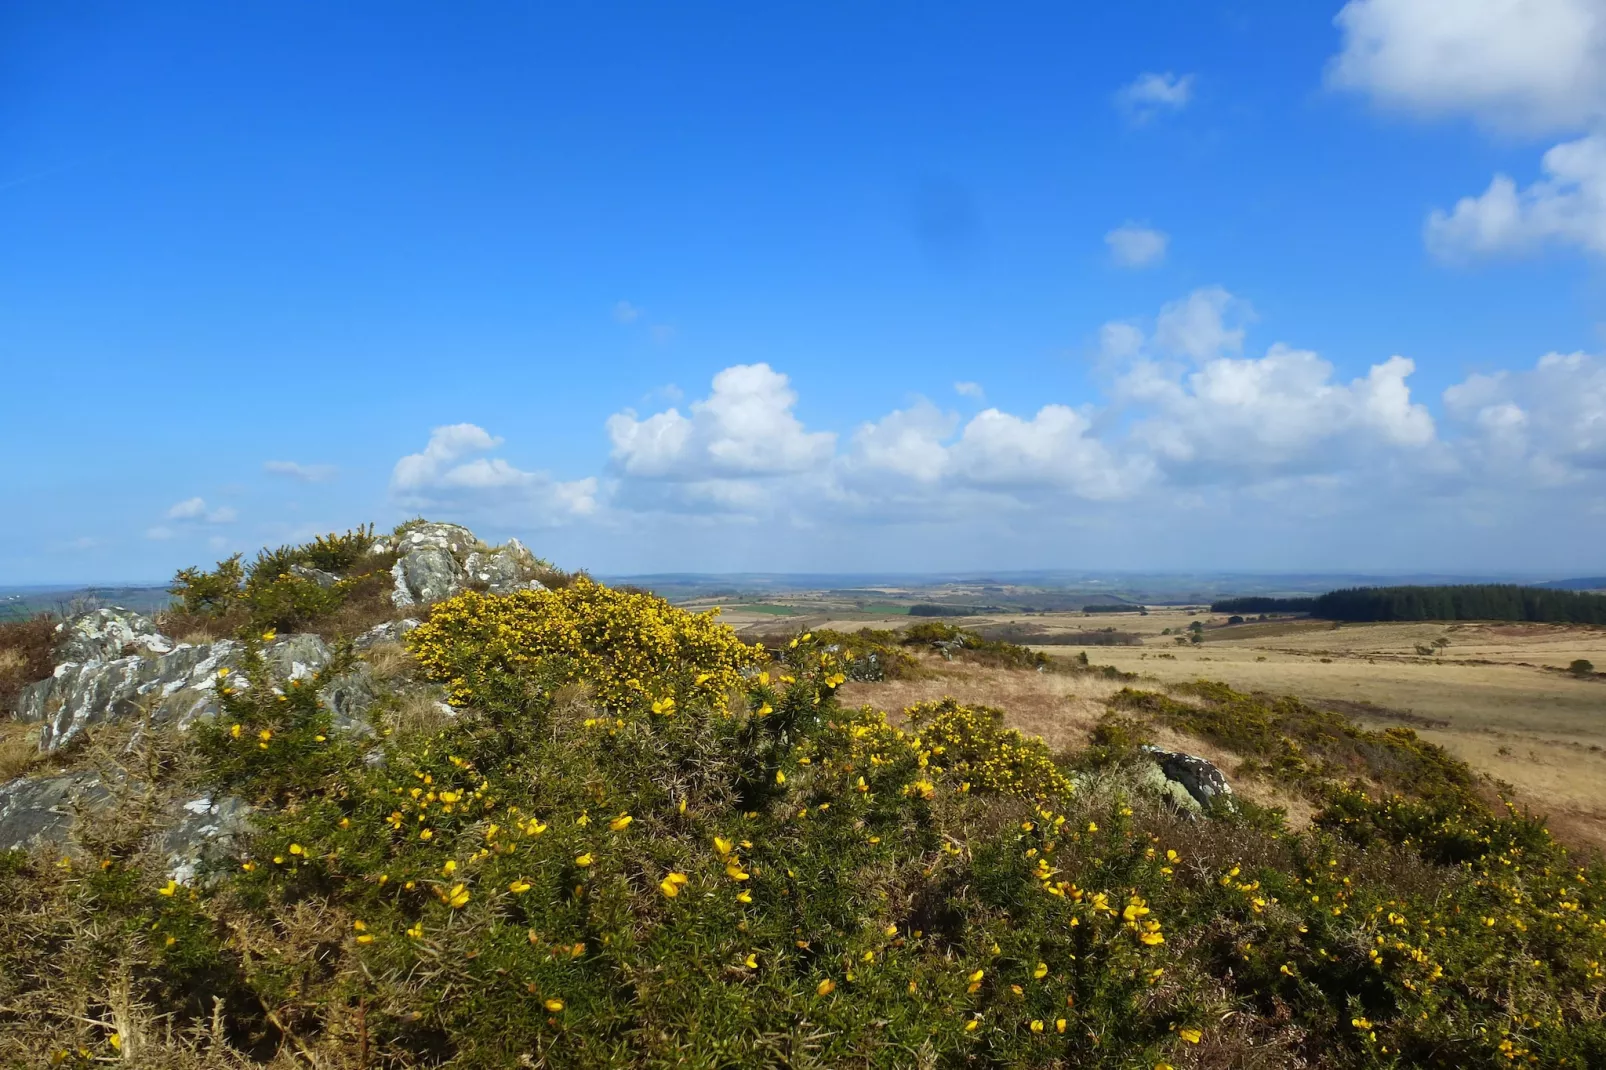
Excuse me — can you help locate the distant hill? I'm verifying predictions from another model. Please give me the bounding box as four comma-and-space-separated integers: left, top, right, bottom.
1533, 577, 1606, 592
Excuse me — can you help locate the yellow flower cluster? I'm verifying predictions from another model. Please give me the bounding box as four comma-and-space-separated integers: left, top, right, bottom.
407, 579, 765, 710
905, 699, 1074, 800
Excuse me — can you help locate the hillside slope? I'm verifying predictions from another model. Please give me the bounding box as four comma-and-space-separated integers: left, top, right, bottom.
0, 523, 1601, 1068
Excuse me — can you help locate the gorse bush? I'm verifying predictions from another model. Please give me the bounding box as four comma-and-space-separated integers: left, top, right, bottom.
166, 524, 400, 635
406, 580, 765, 713
3, 551, 1604, 1067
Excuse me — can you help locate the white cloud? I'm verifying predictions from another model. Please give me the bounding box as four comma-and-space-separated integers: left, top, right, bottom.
380, 292, 1606, 565
264, 460, 337, 482
607, 363, 835, 480
1445, 350, 1606, 479
1153, 286, 1250, 362
165, 497, 235, 524
1105, 224, 1169, 268
954, 381, 985, 400
1115, 72, 1194, 123
1426, 132, 1606, 259
948, 406, 1150, 500
146, 526, 175, 541
391, 423, 598, 520
1123, 346, 1436, 480
613, 300, 642, 323
851, 402, 957, 483
1329, 0, 1606, 135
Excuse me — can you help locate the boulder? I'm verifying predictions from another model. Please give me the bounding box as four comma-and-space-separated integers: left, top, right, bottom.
1142, 745, 1234, 812
54, 607, 174, 665
0, 772, 112, 851
390, 546, 466, 607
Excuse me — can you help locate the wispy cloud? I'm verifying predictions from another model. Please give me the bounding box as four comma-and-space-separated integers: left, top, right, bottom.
1105, 224, 1169, 268
613, 300, 642, 324
264, 460, 338, 482
1114, 72, 1194, 123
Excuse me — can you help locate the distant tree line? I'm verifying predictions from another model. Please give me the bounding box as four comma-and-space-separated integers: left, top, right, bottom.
1309, 585, 1606, 624
1209, 596, 1316, 614
1081, 604, 1145, 614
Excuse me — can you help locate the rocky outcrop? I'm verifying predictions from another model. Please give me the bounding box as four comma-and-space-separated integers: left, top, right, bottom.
389, 523, 546, 606
54, 607, 174, 664
14, 616, 379, 753
17, 640, 244, 751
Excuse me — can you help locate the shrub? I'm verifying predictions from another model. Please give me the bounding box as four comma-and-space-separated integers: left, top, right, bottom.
905, 698, 1075, 800
1569, 658, 1595, 676
165, 526, 399, 638
406, 580, 766, 713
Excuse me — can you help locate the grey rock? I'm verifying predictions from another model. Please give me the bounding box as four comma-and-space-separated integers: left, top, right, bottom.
395, 522, 477, 556
1132, 761, 1205, 815
16, 640, 243, 751
1142, 745, 1235, 812
55, 608, 174, 665
390, 546, 466, 607
289, 563, 340, 588
161, 794, 252, 884
263, 633, 331, 682
15, 631, 372, 753
464, 538, 547, 595
319, 664, 378, 736
0, 772, 112, 851
354, 618, 422, 650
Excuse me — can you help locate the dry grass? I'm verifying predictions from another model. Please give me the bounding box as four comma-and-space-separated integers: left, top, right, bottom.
836, 657, 1125, 751
0, 720, 42, 781
361, 641, 416, 685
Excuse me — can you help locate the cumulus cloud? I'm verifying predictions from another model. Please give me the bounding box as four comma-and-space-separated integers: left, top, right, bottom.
1105, 224, 1169, 268
1153, 286, 1250, 362
954, 381, 985, 400
264, 460, 338, 482
1426, 133, 1606, 259
607, 364, 835, 480
383, 290, 1606, 556
391, 423, 598, 520
1329, 0, 1606, 135
1122, 345, 1436, 481
1445, 350, 1606, 481
1114, 72, 1194, 123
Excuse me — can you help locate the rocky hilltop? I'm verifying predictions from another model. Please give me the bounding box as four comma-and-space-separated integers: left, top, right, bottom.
0, 522, 548, 878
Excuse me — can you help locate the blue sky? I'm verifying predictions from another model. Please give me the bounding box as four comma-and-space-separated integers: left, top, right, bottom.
3, 1, 1605, 582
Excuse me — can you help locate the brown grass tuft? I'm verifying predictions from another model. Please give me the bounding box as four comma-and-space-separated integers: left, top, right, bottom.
0, 615, 57, 715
